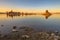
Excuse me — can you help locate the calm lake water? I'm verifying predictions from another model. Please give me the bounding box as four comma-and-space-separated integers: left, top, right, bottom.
0, 14, 60, 34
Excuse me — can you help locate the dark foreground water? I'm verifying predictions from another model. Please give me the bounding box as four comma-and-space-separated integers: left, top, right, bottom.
0, 14, 60, 34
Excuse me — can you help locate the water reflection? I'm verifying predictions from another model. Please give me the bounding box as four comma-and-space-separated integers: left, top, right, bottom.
0, 12, 60, 35
6, 10, 36, 18
7, 14, 52, 19
42, 13, 52, 19
7, 14, 20, 18
6, 10, 53, 19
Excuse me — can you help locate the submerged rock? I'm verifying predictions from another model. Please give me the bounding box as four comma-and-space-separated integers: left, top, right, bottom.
13, 26, 17, 29
12, 29, 18, 32
1, 25, 4, 27
22, 35, 30, 38
12, 26, 18, 32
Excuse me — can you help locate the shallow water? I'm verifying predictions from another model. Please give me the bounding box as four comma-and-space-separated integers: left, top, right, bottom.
0, 14, 60, 34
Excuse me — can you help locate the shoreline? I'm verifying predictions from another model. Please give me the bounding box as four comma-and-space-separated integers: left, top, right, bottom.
0, 26, 60, 40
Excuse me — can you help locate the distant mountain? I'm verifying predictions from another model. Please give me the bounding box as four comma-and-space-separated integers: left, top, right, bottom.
0, 12, 6, 14
55, 12, 60, 14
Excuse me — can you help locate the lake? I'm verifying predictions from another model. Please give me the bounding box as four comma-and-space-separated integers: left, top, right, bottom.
0, 14, 60, 34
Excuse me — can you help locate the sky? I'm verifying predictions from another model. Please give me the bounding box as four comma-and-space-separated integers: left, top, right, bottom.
0, 0, 60, 13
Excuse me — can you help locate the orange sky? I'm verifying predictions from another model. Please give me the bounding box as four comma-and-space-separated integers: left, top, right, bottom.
0, 7, 60, 13
0, 0, 60, 13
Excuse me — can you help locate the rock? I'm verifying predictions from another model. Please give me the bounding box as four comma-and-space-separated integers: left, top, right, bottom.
1, 25, 4, 27
13, 26, 17, 29
22, 35, 30, 38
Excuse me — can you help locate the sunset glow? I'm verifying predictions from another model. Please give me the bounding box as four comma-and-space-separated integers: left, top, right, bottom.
0, 0, 60, 13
